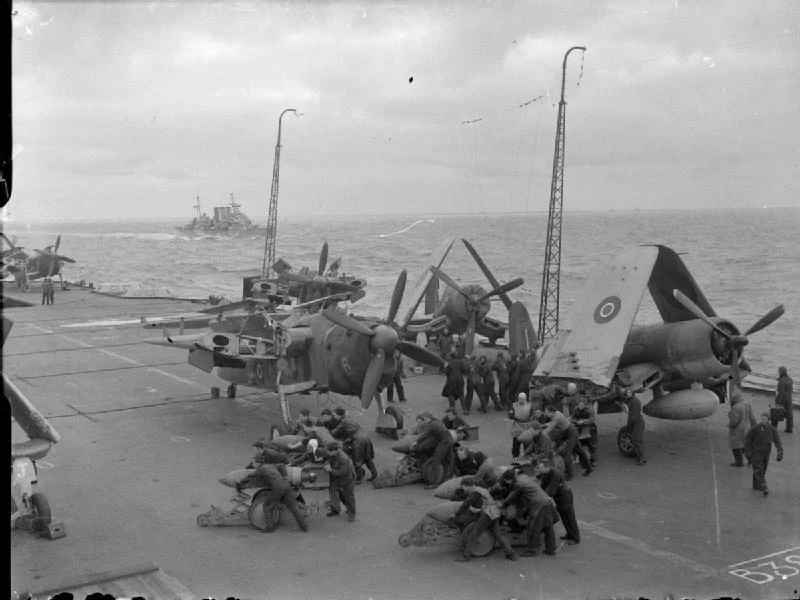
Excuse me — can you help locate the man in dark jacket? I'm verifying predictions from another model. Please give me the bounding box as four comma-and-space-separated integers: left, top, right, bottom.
453, 445, 483, 477
464, 355, 485, 414
323, 441, 357, 521
744, 412, 784, 496
237, 463, 308, 532
623, 389, 646, 465
442, 407, 471, 438
442, 353, 467, 413
386, 349, 408, 403
411, 414, 454, 486
775, 366, 794, 433
499, 469, 557, 557
478, 355, 502, 411
493, 353, 511, 408
330, 408, 378, 482
536, 460, 579, 544
453, 477, 518, 562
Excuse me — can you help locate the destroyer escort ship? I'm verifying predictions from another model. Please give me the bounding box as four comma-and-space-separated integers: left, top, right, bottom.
176, 194, 267, 238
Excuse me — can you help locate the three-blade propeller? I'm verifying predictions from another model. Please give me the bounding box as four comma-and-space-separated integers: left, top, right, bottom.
672, 289, 784, 389
322, 269, 444, 409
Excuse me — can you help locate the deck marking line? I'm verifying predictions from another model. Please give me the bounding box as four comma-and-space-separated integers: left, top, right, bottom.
579, 520, 719, 578
57, 334, 208, 390
24, 323, 54, 335
726, 546, 800, 569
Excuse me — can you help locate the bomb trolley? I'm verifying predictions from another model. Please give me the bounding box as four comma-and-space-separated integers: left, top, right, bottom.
196, 464, 329, 531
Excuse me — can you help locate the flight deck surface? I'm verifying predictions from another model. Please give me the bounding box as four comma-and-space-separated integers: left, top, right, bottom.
5, 285, 799, 600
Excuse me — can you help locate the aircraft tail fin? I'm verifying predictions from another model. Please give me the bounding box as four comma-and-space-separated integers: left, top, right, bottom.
508, 301, 536, 355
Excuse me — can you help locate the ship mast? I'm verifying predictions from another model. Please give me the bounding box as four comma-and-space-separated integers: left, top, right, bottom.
261, 108, 298, 280
537, 46, 585, 344
193, 195, 202, 220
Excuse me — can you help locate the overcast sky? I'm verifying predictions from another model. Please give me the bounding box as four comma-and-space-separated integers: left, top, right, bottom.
7, 0, 799, 221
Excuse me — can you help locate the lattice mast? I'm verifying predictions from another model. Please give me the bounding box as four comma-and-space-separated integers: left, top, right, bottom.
261, 108, 297, 280
537, 46, 586, 344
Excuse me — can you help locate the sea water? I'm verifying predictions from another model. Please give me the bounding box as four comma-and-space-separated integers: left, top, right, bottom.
3, 207, 798, 377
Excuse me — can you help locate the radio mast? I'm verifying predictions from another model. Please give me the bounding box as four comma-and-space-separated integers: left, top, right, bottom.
261, 108, 298, 280
537, 46, 586, 344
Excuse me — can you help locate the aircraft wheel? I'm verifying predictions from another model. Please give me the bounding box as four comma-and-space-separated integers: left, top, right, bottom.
249, 491, 281, 531
197, 514, 211, 527
398, 533, 411, 547
617, 427, 636, 458
269, 423, 289, 441
384, 404, 404, 430
30, 493, 52, 531
470, 528, 496, 557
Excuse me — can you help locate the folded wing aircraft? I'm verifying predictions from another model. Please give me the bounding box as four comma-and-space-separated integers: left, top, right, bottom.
532, 244, 784, 456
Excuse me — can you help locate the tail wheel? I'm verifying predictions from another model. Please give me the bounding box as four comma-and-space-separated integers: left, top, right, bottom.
398, 533, 411, 547
197, 515, 211, 527
617, 426, 636, 458
249, 491, 281, 531
384, 404, 404, 430
30, 493, 52, 531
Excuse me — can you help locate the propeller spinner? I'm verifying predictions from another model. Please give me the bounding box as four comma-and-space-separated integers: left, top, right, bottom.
672, 289, 784, 389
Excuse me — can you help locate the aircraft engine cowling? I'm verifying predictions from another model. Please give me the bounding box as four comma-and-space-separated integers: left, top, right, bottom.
642, 388, 719, 420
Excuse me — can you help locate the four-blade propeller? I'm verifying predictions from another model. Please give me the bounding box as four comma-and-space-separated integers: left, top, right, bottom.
672, 289, 784, 389
322, 269, 444, 409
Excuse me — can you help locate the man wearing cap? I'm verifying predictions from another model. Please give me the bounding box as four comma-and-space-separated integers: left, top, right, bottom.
289, 408, 315, 435
492, 353, 511, 408
236, 463, 308, 532
744, 412, 784, 495
775, 366, 794, 433
571, 395, 598, 467
330, 407, 378, 482
499, 469, 557, 557
453, 476, 518, 562
442, 352, 468, 414
323, 440, 357, 521
478, 355, 502, 412
464, 355, 485, 414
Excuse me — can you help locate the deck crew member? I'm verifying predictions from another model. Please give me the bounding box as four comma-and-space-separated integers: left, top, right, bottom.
622, 388, 647, 465
322, 441, 357, 521
519, 425, 553, 464
473, 455, 503, 489
316, 408, 336, 431
464, 355, 485, 414
330, 407, 378, 482
442, 407, 471, 439
41, 277, 53, 305
571, 396, 598, 467
410, 413, 455, 487
289, 438, 325, 466
493, 353, 511, 408
543, 405, 592, 479
728, 390, 756, 467
236, 463, 308, 532
744, 412, 783, 496
536, 459, 579, 544
775, 366, 794, 433
478, 355, 502, 411
453, 476, 518, 562
514, 351, 536, 401
441, 353, 467, 414
386, 348, 408, 403
499, 469, 557, 557
288, 408, 315, 435
436, 329, 451, 361
454, 446, 484, 477
510, 392, 535, 459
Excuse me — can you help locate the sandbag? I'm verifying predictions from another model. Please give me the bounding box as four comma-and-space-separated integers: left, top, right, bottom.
425, 501, 463, 523
433, 477, 465, 500
391, 435, 418, 454
307, 427, 335, 447
219, 469, 254, 488
270, 434, 305, 450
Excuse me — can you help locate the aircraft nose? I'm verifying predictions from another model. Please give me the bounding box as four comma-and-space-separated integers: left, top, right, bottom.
371, 324, 398, 354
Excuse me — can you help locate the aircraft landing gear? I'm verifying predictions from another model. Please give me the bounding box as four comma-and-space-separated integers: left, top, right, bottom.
227, 384, 237, 399
617, 426, 636, 458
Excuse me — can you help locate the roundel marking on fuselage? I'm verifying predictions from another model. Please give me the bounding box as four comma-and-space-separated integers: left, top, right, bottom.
255, 362, 265, 383
593, 295, 621, 324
